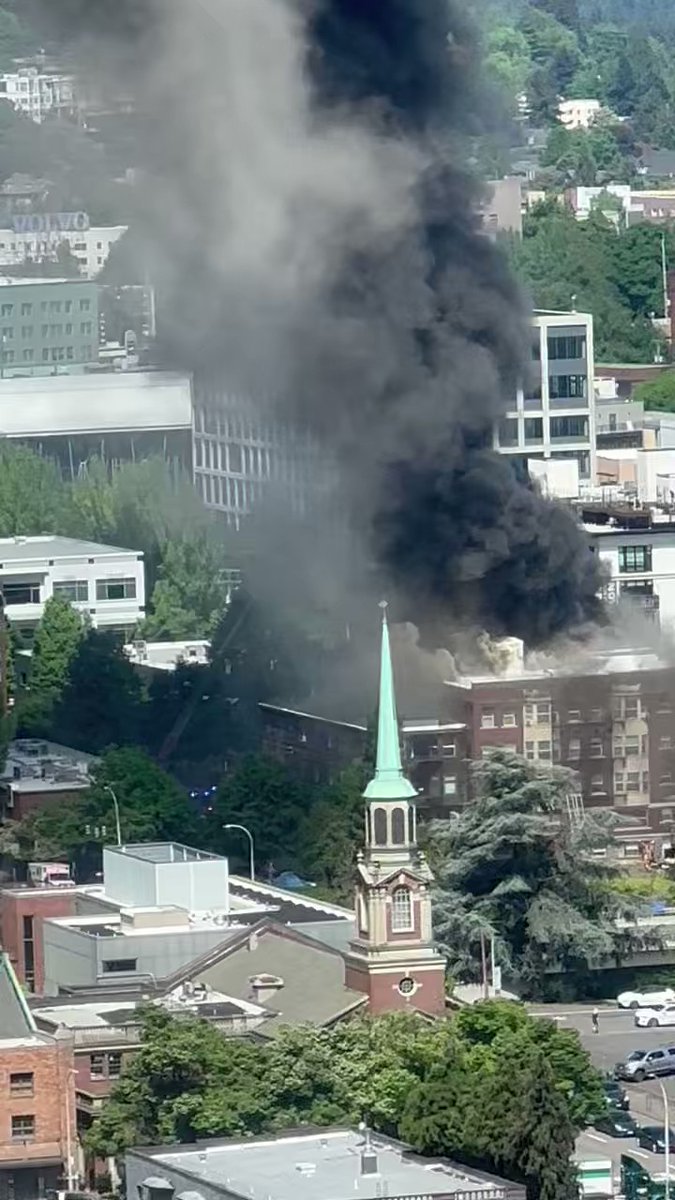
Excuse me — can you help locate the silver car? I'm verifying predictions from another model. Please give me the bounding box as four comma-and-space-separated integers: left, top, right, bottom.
616, 1046, 675, 1081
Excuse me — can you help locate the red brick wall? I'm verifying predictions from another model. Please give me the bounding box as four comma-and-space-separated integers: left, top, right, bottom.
345, 960, 446, 1016
12, 787, 86, 821
0, 1039, 74, 1169
0, 891, 76, 993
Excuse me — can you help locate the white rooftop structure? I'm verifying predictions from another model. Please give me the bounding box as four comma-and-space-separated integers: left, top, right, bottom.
127, 1130, 521, 1200
124, 640, 210, 672
0, 369, 192, 438
0, 534, 145, 632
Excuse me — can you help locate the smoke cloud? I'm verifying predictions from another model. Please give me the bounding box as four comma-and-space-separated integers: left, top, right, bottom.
28, 0, 603, 645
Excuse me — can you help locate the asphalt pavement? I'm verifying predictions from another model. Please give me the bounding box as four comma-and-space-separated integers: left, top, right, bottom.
529, 1004, 675, 1178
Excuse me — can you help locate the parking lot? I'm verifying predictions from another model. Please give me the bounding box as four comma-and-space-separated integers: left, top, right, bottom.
529, 1004, 675, 1175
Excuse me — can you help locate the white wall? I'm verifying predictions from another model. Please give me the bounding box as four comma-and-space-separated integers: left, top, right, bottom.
0, 370, 192, 437
593, 530, 675, 632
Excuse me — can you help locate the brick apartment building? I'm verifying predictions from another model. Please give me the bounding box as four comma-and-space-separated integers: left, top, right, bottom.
260, 646, 675, 853
0, 953, 76, 1200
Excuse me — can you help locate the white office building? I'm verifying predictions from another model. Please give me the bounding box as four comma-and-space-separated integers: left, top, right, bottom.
495, 310, 596, 485
0, 221, 127, 279
586, 518, 675, 630
0, 535, 145, 634
0, 69, 76, 123
192, 380, 332, 529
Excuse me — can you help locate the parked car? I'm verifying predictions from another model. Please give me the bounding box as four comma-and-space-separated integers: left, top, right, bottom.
616, 1046, 675, 1081
593, 1112, 638, 1138
635, 1004, 675, 1029
638, 1125, 675, 1153
603, 1078, 629, 1111
618, 988, 675, 1010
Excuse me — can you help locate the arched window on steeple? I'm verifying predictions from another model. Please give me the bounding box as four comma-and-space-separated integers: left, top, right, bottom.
391, 885, 413, 932
373, 808, 387, 846
408, 806, 415, 845
391, 807, 406, 845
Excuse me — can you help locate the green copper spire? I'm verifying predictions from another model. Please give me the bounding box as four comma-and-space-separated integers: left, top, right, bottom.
364, 603, 418, 801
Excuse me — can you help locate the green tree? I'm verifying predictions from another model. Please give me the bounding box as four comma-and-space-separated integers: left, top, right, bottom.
297, 764, 368, 901
0, 444, 70, 536
141, 537, 230, 640
635, 369, 675, 411
508, 1055, 578, 1200
51, 630, 143, 754
17, 596, 84, 735
429, 750, 639, 998
209, 755, 310, 873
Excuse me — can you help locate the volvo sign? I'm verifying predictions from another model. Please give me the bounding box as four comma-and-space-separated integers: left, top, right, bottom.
11, 212, 90, 234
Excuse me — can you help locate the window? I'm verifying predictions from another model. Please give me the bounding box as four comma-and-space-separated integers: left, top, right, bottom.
95, 577, 137, 601
524, 702, 551, 725
524, 740, 536, 761
11, 1115, 35, 1140
50, 324, 62, 336
568, 738, 581, 760
372, 807, 387, 846
20, 302, 32, 316
619, 545, 652, 573
443, 777, 456, 795
41, 348, 49, 361
108, 1052, 122, 1079
442, 742, 456, 757
22, 348, 33, 363
64, 300, 72, 313
101, 958, 138, 973
547, 334, 586, 360
549, 375, 587, 400
591, 774, 605, 791
550, 415, 589, 440
568, 710, 581, 722
481, 709, 496, 729
228, 442, 243, 473
498, 418, 519, 448
49, 300, 61, 313
65, 322, 73, 334
590, 739, 604, 758
80, 320, 93, 335
502, 712, 517, 728
52, 580, 88, 603
90, 1053, 105, 1079
614, 696, 642, 720
524, 417, 543, 443
391, 886, 413, 932
1, 303, 13, 317
2, 326, 13, 340
537, 740, 552, 761
661, 736, 673, 750
2, 350, 14, 363
590, 708, 603, 721
1, 582, 40, 605
9, 1073, 33, 1096
21, 325, 32, 338
391, 807, 406, 845
79, 298, 91, 311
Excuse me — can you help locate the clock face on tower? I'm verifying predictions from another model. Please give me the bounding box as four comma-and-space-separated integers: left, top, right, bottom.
398, 976, 415, 996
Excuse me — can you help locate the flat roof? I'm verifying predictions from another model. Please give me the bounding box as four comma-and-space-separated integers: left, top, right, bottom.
144, 1129, 514, 1200
109, 843, 224, 865
0, 534, 140, 561
9, 778, 89, 794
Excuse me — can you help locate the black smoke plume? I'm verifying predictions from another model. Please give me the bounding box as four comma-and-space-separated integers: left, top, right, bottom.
27, 0, 603, 645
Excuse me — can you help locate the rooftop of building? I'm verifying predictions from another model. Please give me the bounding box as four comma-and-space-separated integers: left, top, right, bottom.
32, 985, 269, 1032
111, 843, 222, 866
452, 646, 665, 687
134, 1129, 518, 1200
0, 533, 141, 562
1, 737, 97, 780
7, 777, 90, 794
0, 275, 80, 287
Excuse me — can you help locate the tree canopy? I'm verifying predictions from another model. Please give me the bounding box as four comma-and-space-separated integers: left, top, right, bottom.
635, 370, 675, 412
429, 749, 640, 998
86, 1002, 603, 1199
17, 596, 84, 736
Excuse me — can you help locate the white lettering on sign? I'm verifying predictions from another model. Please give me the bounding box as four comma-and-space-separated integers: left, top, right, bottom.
11, 212, 90, 234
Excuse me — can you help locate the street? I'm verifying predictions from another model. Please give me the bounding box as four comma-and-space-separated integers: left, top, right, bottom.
530, 1004, 675, 1177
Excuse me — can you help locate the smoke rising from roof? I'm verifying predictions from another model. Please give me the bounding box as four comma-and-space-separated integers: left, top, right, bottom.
30, 0, 603, 645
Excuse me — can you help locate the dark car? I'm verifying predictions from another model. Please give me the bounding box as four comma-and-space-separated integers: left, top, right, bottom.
638, 1125, 675, 1153
603, 1079, 629, 1111
593, 1112, 638, 1138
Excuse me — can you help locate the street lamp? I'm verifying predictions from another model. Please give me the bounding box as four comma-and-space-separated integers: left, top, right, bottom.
103, 785, 122, 846
659, 1080, 671, 1200
223, 823, 255, 881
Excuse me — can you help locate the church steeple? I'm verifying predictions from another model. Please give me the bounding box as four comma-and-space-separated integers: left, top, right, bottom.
343, 604, 446, 1017
364, 603, 417, 803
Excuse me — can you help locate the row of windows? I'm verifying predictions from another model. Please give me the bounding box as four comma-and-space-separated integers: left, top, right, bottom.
615, 770, 649, 794
2, 320, 94, 339
0, 578, 137, 605
90, 1051, 122, 1079
0, 298, 91, 318
482, 700, 651, 731
547, 335, 587, 361
619, 545, 652, 573
195, 405, 317, 450
516, 415, 590, 442
1, 345, 87, 364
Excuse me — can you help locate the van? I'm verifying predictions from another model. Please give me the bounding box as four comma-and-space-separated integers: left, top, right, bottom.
616, 1046, 675, 1082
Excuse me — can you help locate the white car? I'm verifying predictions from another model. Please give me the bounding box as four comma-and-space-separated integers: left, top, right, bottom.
618, 988, 675, 1010
635, 1003, 675, 1029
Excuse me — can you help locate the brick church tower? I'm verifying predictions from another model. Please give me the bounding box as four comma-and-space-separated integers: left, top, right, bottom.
344, 604, 446, 1016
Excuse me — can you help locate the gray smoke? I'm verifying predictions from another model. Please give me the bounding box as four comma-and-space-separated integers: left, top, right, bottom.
26, 0, 603, 646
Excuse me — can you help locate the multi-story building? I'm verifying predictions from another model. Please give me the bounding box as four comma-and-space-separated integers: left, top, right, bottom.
0, 535, 145, 637
192, 377, 332, 529
125, 1128, 525, 1200
0, 739, 95, 823
583, 505, 675, 630
0, 217, 126, 280
0, 369, 193, 473
0, 278, 99, 374
495, 310, 596, 485
0, 952, 77, 1199
0, 70, 76, 123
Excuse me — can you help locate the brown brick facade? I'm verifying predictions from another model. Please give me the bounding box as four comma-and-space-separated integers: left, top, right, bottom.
0, 1037, 75, 1192
0, 890, 76, 994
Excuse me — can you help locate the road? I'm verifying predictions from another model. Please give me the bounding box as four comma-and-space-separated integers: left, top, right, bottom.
529, 1003, 675, 1178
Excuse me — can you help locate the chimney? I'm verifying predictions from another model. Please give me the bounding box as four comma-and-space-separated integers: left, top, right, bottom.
360, 1127, 379, 1177
248, 973, 284, 1004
